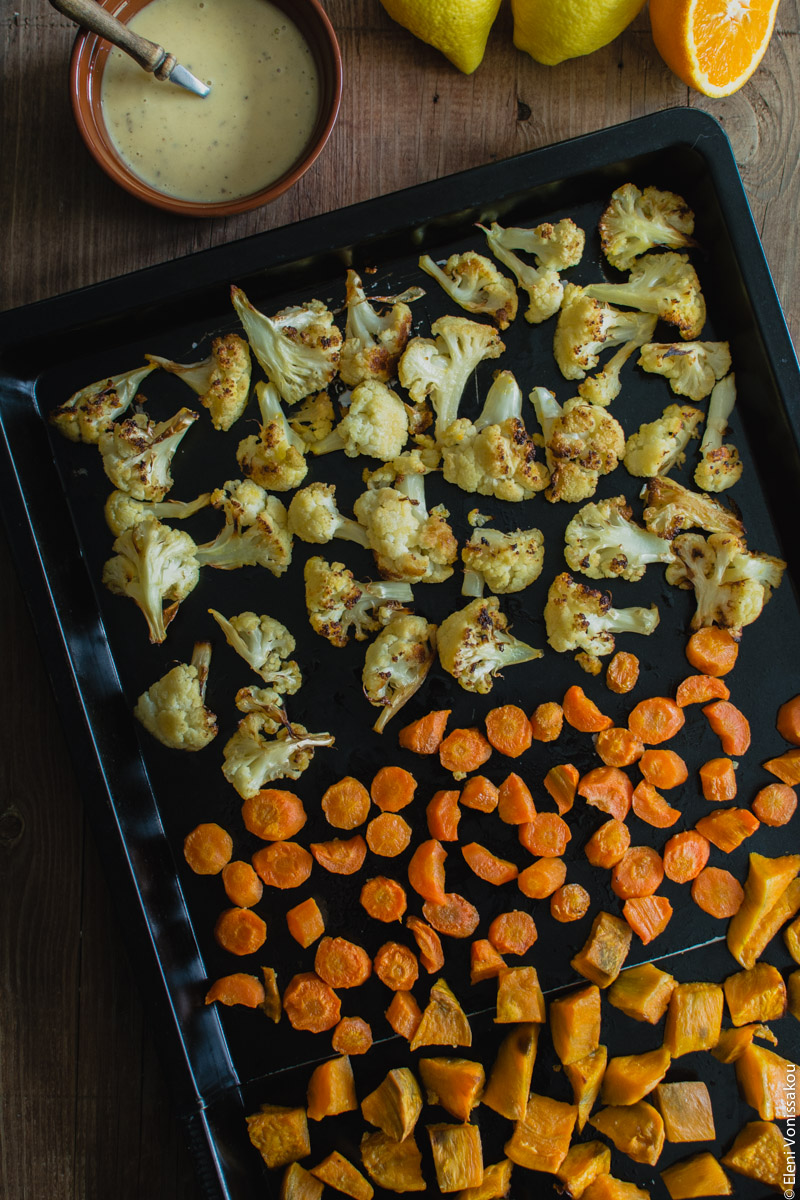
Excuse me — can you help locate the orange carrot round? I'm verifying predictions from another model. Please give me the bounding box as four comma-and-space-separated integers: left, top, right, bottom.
675, 674, 730, 707
314, 936, 372, 989
691, 867, 745, 918
460, 775, 499, 812
563, 685, 613, 733
685, 627, 739, 677
530, 701, 564, 742
485, 704, 533, 757
577, 766, 633, 821
360, 876, 408, 923
309, 836, 367, 875
584, 818, 630, 868
370, 765, 418, 812
321, 777, 371, 830
407, 839, 448, 903
373, 942, 419, 991
594, 727, 644, 768
606, 651, 640, 694
703, 700, 751, 756
497, 773, 537, 824
488, 910, 538, 955
332, 1016, 373, 1055
286, 897, 325, 948
214, 907, 267, 956
221, 860, 264, 908
699, 758, 738, 803
639, 749, 689, 790
631, 781, 681, 828
752, 782, 798, 827
366, 812, 412, 857
422, 893, 480, 938
282, 972, 341, 1032
439, 727, 493, 777
777, 695, 800, 746
406, 916, 445, 973
426, 790, 461, 841
241, 789, 307, 841
462, 842, 519, 885
543, 763, 580, 815
663, 830, 711, 883
763, 749, 800, 785
611, 846, 664, 899
184, 823, 233, 875
252, 841, 313, 889
550, 883, 591, 923
205, 973, 266, 1008
519, 812, 571, 857
398, 709, 451, 755
517, 857, 567, 899
628, 697, 685, 745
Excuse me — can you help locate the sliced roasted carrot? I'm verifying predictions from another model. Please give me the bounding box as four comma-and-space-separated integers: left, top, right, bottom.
518, 812, 571, 857
777, 695, 800, 747
252, 841, 313, 889
763, 749, 800, 786
184, 822, 233, 875
462, 841, 519, 885
321, 777, 370, 830
314, 936, 372, 988
628, 697, 685, 745
427, 790, 461, 841
205, 973, 266, 1008
485, 704, 533, 757
283, 972, 341, 1033
286, 897, 325, 948
675, 674, 731, 707
241, 789, 307, 841
332, 1016, 373, 1056
385, 990, 423, 1041
366, 812, 412, 857
460, 774, 499, 812
623, 895, 673, 944
699, 757, 738, 803
517, 857, 567, 899
221, 860, 263, 908
632, 781, 681, 828
578, 766, 633, 821
398, 709, 451, 755
470, 938, 507, 983
530, 701, 564, 742
752, 782, 798, 827
563, 685, 613, 733
543, 763, 580, 815
498, 773, 537, 824
550, 883, 591, 923
611, 846, 664, 899
584, 818, 630, 868
695, 808, 760, 853
408, 839, 448, 903
406, 916, 445, 973
310, 836, 367, 876
606, 650, 640, 694
439, 727, 492, 778
422, 893, 480, 938
691, 867, 745, 918
640, 749, 688, 790
360, 876, 408, 923
214, 907, 267, 956
703, 700, 751, 756
373, 941, 419, 991
370, 765, 417, 812
488, 910, 538, 955
594, 727, 644, 768
663, 831, 711, 883
685, 627, 739, 677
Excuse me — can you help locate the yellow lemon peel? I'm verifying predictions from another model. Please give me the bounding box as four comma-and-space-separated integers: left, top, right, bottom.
511, 0, 647, 66
380, 0, 502, 75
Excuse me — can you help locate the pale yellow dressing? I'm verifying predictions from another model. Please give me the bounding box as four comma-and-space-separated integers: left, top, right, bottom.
100, 0, 320, 203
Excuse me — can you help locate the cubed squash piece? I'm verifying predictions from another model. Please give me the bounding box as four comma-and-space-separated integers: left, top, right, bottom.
564, 1046, 607, 1134
550, 984, 601, 1065
555, 1140, 611, 1198
454, 1159, 513, 1200
281, 1163, 324, 1200
361, 1067, 422, 1141
494, 966, 545, 1023
712, 1023, 778, 1062
589, 1101, 665, 1166
664, 983, 723, 1057
360, 1131, 426, 1193
786, 914, 800, 963
608, 963, 676, 1024
654, 1082, 715, 1142
790, 970, 800, 1021
504, 1093, 577, 1173
742, 877, 800, 970
694, 808, 759, 852
410, 979, 472, 1051
247, 1104, 310, 1170
470, 939, 507, 983
721, 1120, 795, 1189
724, 962, 787, 1026
307, 1055, 357, 1121
386, 990, 423, 1042
601, 1047, 671, 1106
728, 853, 800, 969
311, 1152, 373, 1200
260, 966, 282, 1022
428, 1124, 484, 1193
622, 895, 673, 945
735, 1043, 799, 1119
419, 1057, 485, 1121
481, 1023, 539, 1121
571, 911, 632, 987
660, 1153, 732, 1198
582, 1176, 651, 1199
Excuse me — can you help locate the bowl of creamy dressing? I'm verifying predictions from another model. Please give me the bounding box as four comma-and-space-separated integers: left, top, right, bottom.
70, 0, 342, 215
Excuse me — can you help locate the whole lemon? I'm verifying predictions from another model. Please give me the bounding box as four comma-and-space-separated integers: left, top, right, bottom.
511, 0, 646, 66
380, 0, 502, 75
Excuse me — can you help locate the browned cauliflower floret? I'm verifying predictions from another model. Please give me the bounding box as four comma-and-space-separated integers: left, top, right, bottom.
641, 475, 744, 540
493, 218, 586, 271
102, 517, 199, 644
544, 572, 660, 657
104, 489, 211, 536
98, 407, 198, 501
49, 364, 156, 443
312, 380, 410, 461
398, 315, 505, 439
288, 392, 336, 445
599, 184, 698, 272
303, 556, 413, 647
666, 533, 785, 637
208, 609, 302, 692
236, 381, 308, 491
694, 375, 743, 493
287, 481, 369, 547
584, 252, 706, 341
134, 642, 217, 750
354, 471, 457, 583
638, 341, 731, 402
437, 597, 542, 694
564, 496, 674, 582
363, 613, 437, 732
554, 284, 658, 381
624, 403, 704, 478
418, 251, 518, 329
461, 526, 545, 594
530, 387, 625, 503
222, 711, 334, 798
231, 286, 341, 404
577, 315, 658, 406
195, 479, 292, 575
339, 270, 421, 387
480, 218, 585, 324
146, 333, 251, 431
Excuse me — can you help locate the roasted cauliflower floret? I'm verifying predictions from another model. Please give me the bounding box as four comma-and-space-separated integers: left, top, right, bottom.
363, 612, 437, 732
287, 481, 369, 546
134, 641, 217, 750
437, 596, 542, 694
461, 526, 545, 595
694, 374, 743, 493
599, 184, 698, 272
236, 381, 308, 491
398, 314, 505, 439
194, 479, 292, 575
577, 315, 658, 406
104, 489, 211, 536
418, 251, 518, 329
480, 218, 585, 324
354, 471, 457, 583
530, 387, 625, 503
554, 284, 659, 381
638, 341, 731, 402
231, 285, 341, 404
338, 270, 421, 387
312, 380, 410, 461
490, 218, 586, 271
102, 517, 199, 644
584, 252, 706, 341
665, 532, 785, 637
641, 475, 744, 540
544, 572, 660, 657
146, 333, 251, 431
50, 364, 156, 443
564, 496, 674, 582
222, 711, 334, 799
303, 556, 414, 647
624, 403, 704, 478
208, 609, 302, 692
98, 407, 198, 501
288, 392, 336, 445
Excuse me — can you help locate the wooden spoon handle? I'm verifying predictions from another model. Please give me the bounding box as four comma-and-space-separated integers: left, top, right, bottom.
49, 0, 177, 78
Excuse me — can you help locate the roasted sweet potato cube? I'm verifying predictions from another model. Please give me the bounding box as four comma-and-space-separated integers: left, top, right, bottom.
360, 1131, 425, 1193
549, 984, 601, 1065
361, 1067, 422, 1141
789, 970, 800, 1021
481, 1023, 539, 1122
712, 1023, 778, 1062
494, 966, 545, 1023
385, 990, 423, 1042
663, 983, 723, 1057
571, 911, 632, 987
504, 1093, 577, 1173
660, 1153, 732, 1198
310, 1151, 374, 1200
727, 852, 800, 969
281, 1162, 324, 1200
589, 1101, 665, 1166
723, 962, 787, 1026
428, 1123, 484, 1193
307, 1055, 357, 1121
601, 1046, 671, 1107
655, 1082, 715, 1142
410, 979, 472, 1051
582, 1178, 651, 1200
721, 1119, 795, 1188
470, 939, 506, 983
247, 1104, 310, 1170
564, 1046, 607, 1134
742, 877, 800, 970
419, 1057, 485, 1122
453, 1159, 513, 1200
555, 1141, 611, 1199
786, 915, 800, 963
260, 966, 282, 1022
735, 1044, 799, 1119
608, 962, 676, 1024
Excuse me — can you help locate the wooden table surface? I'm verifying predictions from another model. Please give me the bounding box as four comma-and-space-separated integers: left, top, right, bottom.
1, 2, 798, 1196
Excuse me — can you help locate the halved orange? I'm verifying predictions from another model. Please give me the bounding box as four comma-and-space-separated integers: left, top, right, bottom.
650, 0, 780, 97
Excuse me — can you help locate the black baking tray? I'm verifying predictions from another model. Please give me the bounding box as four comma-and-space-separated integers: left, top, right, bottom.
2, 108, 800, 1200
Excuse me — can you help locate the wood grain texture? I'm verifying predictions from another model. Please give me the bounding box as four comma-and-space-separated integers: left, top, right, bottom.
1, 0, 798, 1196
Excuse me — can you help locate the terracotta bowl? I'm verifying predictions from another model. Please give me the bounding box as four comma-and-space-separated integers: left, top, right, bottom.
70, 0, 342, 217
